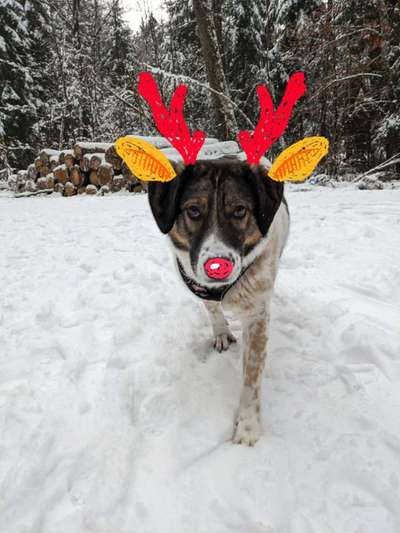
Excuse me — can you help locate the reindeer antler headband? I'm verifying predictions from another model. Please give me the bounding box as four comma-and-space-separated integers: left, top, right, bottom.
116, 72, 329, 182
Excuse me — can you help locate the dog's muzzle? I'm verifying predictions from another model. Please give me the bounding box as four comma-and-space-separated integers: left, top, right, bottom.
204, 257, 234, 280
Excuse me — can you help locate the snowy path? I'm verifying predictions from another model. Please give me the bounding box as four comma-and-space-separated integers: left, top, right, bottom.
0, 188, 399, 533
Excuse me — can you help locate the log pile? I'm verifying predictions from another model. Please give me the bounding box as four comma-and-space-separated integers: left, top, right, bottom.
9, 136, 241, 197
10, 141, 146, 196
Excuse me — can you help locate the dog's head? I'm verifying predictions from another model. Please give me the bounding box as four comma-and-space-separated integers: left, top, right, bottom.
117, 72, 327, 287
148, 158, 283, 286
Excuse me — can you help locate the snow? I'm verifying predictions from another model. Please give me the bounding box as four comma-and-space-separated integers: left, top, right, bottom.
162, 140, 240, 162
40, 149, 60, 158
75, 142, 113, 152
0, 187, 399, 533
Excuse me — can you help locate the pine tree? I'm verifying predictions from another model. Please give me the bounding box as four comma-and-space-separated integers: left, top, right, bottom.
371, 0, 400, 171
1, 0, 398, 178
25, 0, 52, 143
193, 0, 237, 139
97, 0, 136, 139
0, 1, 34, 143
145, 0, 211, 135
0, 0, 51, 167
42, 0, 136, 145
223, 0, 267, 127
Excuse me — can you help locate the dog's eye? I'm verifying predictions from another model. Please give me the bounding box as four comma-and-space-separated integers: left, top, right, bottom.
233, 206, 247, 219
186, 205, 201, 219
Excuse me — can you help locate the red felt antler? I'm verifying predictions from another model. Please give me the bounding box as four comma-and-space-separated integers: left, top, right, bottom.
238, 72, 306, 165
138, 72, 206, 165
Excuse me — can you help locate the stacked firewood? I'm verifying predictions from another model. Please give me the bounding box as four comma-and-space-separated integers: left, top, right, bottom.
10, 137, 241, 196
11, 141, 145, 196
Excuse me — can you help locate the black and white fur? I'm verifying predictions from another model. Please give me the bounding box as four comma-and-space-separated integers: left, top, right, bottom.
148, 158, 289, 445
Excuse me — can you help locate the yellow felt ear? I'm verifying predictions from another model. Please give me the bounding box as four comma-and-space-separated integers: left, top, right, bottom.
268, 137, 329, 182
115, 136, 177, 182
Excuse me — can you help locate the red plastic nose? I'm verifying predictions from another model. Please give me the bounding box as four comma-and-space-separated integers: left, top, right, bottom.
204, 257, 233, 280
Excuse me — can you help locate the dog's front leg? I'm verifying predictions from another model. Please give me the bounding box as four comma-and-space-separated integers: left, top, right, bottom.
204, 300, 236, 352
233, 306, 268, 446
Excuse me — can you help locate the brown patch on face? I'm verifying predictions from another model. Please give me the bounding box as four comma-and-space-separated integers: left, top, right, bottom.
171, 169, 213, 262
169, 224, 190, 251
243, 226, 263, 254
219, 178, 263, 255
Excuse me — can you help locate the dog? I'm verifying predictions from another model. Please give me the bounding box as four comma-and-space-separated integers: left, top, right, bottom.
147, 157, 289, 446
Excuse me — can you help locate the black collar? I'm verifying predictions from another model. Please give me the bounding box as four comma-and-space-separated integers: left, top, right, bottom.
176, 258, 249, 302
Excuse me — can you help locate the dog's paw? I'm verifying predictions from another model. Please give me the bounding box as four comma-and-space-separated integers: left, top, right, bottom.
232, 415, 262, 446
214, 331, 236, 352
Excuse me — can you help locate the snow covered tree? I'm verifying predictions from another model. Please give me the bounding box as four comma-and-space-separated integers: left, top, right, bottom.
0, 0, 31, 144
193, 0, 237, 139
97, 0, 137, 139
40, 0, 136, 146
138, 0, 212, 136
223, 0, 267, 126
0, 0, 398, 178
0, 0, 51, 167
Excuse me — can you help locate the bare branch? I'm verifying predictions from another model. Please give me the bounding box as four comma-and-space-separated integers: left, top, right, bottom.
309, 73, 384, 101
355, 152, 400, 182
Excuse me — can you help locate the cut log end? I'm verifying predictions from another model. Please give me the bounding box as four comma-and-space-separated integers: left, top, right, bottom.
105, 144, 122, 172
111, 175, 127, 192
89, 170, 100, 187
54, 164, 70, 185
37, 177, 49, 190
54, 183, 65, 194
86, 184, 98, 195
64, 182, 77, 197
71, 165, 85, 187
98, 162, 114, 186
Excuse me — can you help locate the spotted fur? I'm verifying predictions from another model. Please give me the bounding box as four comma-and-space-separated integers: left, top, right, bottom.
148, 158, 289, 446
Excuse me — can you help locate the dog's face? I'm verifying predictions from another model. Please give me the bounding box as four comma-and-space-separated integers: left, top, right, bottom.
148, 159, 283, 285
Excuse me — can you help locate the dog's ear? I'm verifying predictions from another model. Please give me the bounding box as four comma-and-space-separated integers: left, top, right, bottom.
247, 165, 284, 236
147, 161, 187, 234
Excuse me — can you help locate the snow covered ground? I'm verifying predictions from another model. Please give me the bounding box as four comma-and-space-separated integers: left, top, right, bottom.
0, 187, 399, 533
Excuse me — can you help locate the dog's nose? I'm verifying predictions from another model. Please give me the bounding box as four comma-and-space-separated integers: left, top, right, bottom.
204, 257, 233, 280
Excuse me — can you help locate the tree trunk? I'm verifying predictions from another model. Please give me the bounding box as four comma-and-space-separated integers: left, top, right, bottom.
192, 0, 237, 140
212, 0, 223, 58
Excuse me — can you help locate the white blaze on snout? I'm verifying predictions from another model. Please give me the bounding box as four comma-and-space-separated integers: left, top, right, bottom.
196, 232, 242, 284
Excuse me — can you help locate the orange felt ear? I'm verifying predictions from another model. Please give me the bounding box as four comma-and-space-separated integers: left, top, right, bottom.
115, 136, 177, 182
268, 136, 329, 182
